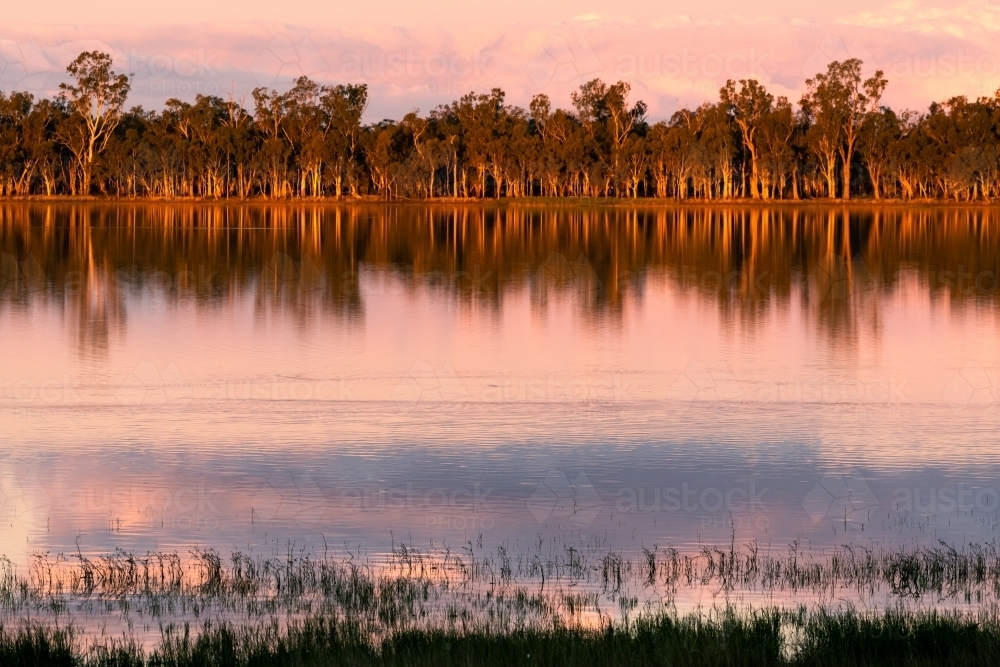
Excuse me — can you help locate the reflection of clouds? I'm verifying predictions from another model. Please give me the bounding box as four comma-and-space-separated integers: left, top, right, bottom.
802, 473, 878, 525
527, 470, 602, 527
115, 361, 193, 409
943, 362, 1000, 411
6, 442, 1000, 565
0, 469, 52, 543
252, 470, 329, 529
391, 361, 468, 412
666, 361, 743, 412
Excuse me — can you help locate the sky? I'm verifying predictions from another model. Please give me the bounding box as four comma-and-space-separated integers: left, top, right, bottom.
2, 0, 1000, 120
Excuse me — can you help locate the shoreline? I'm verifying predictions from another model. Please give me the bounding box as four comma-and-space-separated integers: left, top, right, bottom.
2, 196, 1000, 209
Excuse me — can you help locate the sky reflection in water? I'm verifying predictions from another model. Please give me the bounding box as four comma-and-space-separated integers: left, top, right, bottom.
1, 203, 999, 566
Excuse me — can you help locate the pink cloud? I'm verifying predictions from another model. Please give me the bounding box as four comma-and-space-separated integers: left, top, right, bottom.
2, 6, 999, 120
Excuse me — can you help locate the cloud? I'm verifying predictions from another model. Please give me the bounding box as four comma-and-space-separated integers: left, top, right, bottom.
839, 0, 1000, 36
2, 10, 999, 119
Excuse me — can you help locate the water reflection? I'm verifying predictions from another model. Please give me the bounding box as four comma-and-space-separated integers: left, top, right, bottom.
2, 203, 1000, 570
4, 204, 1000, 350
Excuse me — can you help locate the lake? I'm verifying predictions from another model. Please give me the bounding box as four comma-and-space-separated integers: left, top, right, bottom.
2, 203, 999, 573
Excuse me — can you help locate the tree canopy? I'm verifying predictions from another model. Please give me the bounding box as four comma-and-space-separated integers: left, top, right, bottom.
2, 52, 1000, 200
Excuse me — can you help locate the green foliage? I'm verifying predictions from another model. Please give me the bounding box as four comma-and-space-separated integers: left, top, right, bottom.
5, 51, 1000, 200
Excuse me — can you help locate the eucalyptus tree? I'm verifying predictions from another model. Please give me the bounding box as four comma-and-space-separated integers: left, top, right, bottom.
720, 79, 773, 199
509, 118, 540, 197
56, 51, 131, 195
429, 103, 463, 197
449, 89, 508, 197
0, 92, 36, 195
698, 102, 739, 199
158, 95, 230, 197
621, 135, 649, 197
486, 103, 526, 198
922, 96, 1000, 199
363, 121, 406, 198
220, 93, 257, 198
757, 96, 796, 199
322, 84, 367, 197
859, 107, 907, 199
22, 99, 62, 195
183, 96, 229, 197
529, 93, 555, 194
571, 79, 647, 194
646, 122, 672, 198
190, 96, 234, 198
141, 105, 187, 197
281, 77, 331, 197
401, 112, 432, 196
530, 94, 585, 196
664, 108, 699, 198
95, 106, 149, 196
251, 85, 293, 197
20, 49, 1000, 201
800, 59, 886, 199
800, 84, 841, 198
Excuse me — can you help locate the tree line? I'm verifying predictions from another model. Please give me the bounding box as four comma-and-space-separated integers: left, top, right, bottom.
2, 51, 1000, 201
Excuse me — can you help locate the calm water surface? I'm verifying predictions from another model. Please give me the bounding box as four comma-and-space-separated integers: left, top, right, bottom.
2, 203, 1000, 566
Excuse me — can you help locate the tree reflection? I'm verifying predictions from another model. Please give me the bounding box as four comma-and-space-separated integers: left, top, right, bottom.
3, 203, 1000, 352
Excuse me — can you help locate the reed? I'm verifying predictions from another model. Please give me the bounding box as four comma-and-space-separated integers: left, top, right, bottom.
4, 540, 1000, 664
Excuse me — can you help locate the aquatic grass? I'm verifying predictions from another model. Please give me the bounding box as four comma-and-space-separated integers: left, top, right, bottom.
4, 539, 1000, 665
7, 540, 1000, 625
795, 609, 1000, 666
0, 612, 792, 667
5, 609, 1000, 666
0, 623, 76, 667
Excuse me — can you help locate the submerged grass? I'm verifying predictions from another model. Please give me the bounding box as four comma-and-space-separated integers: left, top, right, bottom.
4, 541, 1000, 664
7, 539, 1000, 622
0, 540, 984, 596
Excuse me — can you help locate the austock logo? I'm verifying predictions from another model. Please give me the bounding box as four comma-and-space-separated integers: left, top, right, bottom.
252, 33, 327, 88
391, 361, 468, 412
263, 252, 327, 297
808, 253, 877, 303
942, 361, 1000, 412
891, 484, 999, 514
527, 470, 603, 527
127, 49, 218, 80
666, 360, 743, 412
0, 468, 52, 532
479, 372, 636, 404
115, 361, 193, 409
0, 252, 46, 297
801, 472, 878, 525
0, 37, 52, 91
801, 35, 877, 78
532, 252, 602, 298
252, 471, 329, 530
526, 34, 602, 88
